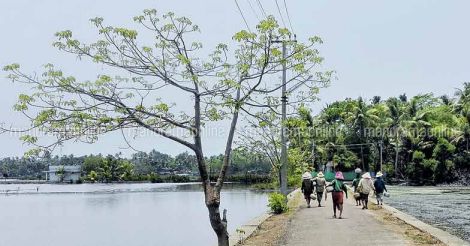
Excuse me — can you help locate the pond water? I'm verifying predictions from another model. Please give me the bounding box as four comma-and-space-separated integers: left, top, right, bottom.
386, 186, 470, 242
0, 183, 268, 246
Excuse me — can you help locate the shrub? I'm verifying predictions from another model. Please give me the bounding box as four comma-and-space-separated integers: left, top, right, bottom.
164, 175, 191, 183
383, 163, 394, 179
251, 182, 277, 190
423, 159, 438, 183
288, 175, 301, 188
268, 192, 288, 214
454, 152, 470, 169
147, 172, 163, 183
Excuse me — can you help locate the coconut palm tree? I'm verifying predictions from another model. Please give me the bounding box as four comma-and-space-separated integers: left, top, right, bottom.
451, 110, 470, 151
454, 82, 470, 114
343, 97, 379, 171
386, 98, 407, 178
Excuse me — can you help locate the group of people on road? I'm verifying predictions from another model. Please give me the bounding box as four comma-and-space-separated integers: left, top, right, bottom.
352, 171, 388, 209
301, 169, 388, 219
301, 171, 327, 208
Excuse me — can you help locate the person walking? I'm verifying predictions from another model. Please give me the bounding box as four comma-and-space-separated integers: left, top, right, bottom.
357, 172, 375, 210
374, 171, 387, 206
314, 172, 326, 207
331, 171, 348, 219
351, 173, 362, 206
301, 171, 314, 208
354, 167, 362, 175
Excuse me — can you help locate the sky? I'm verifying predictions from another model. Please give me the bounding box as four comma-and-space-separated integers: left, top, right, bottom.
1, 0, 470, 158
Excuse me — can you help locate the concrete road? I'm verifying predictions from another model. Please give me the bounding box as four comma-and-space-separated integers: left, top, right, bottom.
281, 196, 411, 246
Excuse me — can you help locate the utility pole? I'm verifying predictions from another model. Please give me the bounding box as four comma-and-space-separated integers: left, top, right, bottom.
311, 138, 315, 170
280, 41, 288, 195
272, 37, 296, 196
360, 145, 365, 171
379, 140, 383, 171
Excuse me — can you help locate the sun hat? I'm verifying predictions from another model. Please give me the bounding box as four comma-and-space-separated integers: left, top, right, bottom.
376, 171, 384, 177
354, 167, 362, 174
317, 172, 325, 178
335, 171, 344, 180
362, 172, 371, 179
302, 172, 312, 180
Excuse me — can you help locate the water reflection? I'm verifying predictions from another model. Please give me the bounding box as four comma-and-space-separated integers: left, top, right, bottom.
0, 183, 268, 246
86, 194, 121, 208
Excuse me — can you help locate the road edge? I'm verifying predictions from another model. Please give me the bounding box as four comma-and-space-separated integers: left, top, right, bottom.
229, 189, 300, 246
382, 204, 470, 246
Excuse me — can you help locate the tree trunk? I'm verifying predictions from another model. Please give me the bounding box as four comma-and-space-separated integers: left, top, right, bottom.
394, 139, 399, 178
193, 92, 229, 245
194, 148, 229, 246
206, 188, 229, 246
210, 85, 241, 246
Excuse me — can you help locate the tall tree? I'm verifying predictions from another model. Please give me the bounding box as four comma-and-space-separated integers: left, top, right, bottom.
3, 10, 329, 245
386, 97, 407, 177
343, 97, 378, 171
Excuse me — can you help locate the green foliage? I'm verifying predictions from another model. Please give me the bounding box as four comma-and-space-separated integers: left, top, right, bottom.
382, 163, 394, 176
275, 84, 470, 185
87, 170, 98, 182
412, 151, 425, 161
55, 165, 66, 182
433, 138, 456, 183
119, 161, 135, 181
268, 192, 288, 214
81, 155, 135, 183
0, 148, 272, 182
405, 151, 435, 184
147, 172, 162, 183
453, 152, 470, 169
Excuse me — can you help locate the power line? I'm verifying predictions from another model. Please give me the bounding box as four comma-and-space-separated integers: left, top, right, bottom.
323, 143, 376, 148
234, 0, 252, 32
282, 0, 295, 34
246, 0, 261, 21
256, 0, 268, 18
275, 0, 287, 29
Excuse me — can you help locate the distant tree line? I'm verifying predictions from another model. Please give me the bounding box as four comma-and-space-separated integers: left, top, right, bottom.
281, 83, 470, 185
0, 148, 272, 183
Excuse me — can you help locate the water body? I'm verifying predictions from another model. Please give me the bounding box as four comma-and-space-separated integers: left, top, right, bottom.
0, 183, 268, 246
386, 186, 470, 242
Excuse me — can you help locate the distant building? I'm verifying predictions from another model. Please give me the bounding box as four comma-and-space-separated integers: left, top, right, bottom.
44, 166, 81, 183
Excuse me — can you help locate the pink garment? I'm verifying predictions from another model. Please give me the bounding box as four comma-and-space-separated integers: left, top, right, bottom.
335, 171, 344, 180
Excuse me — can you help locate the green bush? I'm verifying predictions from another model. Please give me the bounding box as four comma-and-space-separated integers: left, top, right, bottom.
288, 175, 301, 188
268, 192, 288, 214
383, 163, 394, 178
147, 172, 163, 183
251, 182, 277, 190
